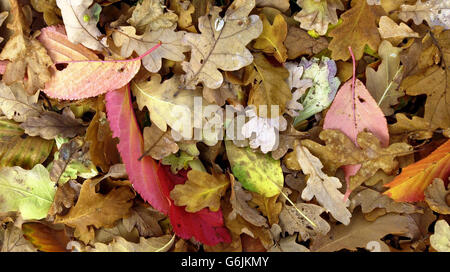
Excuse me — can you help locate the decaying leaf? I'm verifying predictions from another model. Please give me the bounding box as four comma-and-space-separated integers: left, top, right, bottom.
86, 235, 175, 252
54, 178, 134, 243
181, 0, 263, 89
127, 0, 178, 33
294, 0, 344, 36
430, 220, 450, 252
0, 82, 41, 122
122, 204, 166, 237
30, 0, 62, 26
142, 124, 179, 160
378, 16, 419, 45
1, 223, 37, 252
424, 179, 450, 215
253, 14, 288, 63
285, 26, 328, 60
22, 222, 70, 252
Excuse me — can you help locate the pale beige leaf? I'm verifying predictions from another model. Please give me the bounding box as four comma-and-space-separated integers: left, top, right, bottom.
430, 220, 450, 252
425, 179, 450, 215
294, 0, 344, 36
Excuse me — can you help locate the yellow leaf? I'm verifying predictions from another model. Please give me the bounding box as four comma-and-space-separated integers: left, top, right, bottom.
170, 170, 230, 213
253, 14, 288, 63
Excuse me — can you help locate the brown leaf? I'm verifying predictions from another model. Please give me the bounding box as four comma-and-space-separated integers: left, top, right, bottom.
425, 178, 450, 215
143, 124, 179, 160
49, 180, 80, 216
1, 223, 36, 252
20, 108, 85, 140
285, 26, 328, 60
49, 137, 84, 183
122, 203, 166, 237
54, 179, 135, 244
250, 192, 282, 225
22, 222, 70, 252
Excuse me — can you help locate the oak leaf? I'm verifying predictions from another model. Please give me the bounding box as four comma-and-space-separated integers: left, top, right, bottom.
294, 0, 344, 36
54, 178, 135, 244
181, 0, 263, 89
285, 26, 328, 60
255, 0, 290, 12
122, 204, 166, 237
112, 25, 189, 73
384, 140, 450, 202
30, 0, 62, 26
389, 113, 434, 142
424, 179, 450, 215
377, 16, 419, 45
399, 0, 450, 29
127, 0, 178, 33
365, 40, 404, 116
87, 235, 175, 252
328, 0, 385, 60
143, 124, 179, 160
170, 170, 230, 213
168, 0, 196, 32
253, 14, 288, 63
430, 220, 450, 252
250, 192, 282, 226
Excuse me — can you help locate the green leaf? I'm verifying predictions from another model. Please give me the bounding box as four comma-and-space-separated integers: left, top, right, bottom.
0, 118, 53, 169
0, 164, 56, 220
225, 141, 283, 197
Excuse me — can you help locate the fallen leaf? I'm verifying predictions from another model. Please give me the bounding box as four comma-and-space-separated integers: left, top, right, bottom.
389, 113, 434, 142
294, 143, 351, 225
127, 0, 178, 33
269, 233, 309, 252
328, 0, 385, 60
384, 140, 450, 202
225, 140, 284, 197
48, 180, 80, 216
181, 0, 263, 89
310, 211, 411, 252
250, 192, 282, 226
122, 204, 166, 237
255, 0, 290, 12
55, 178, 135, 244
112, 25, 189, 73
168, 0, 196, 32
0, 82, 41, 122
22, 222, 70, 252
430, 220, 450, 252
0, 118, 53, 169
170, 169, 230, 213
142, 124, 179, 160
0, 164, 56, 220
285, 26, 328, 60
56, 0, 107, 51
253, 14, 288, 63
399, 0, 450, 29
30, 0, 62, 26
87, 235, 175, 252
1, 223, 36, 252
294, 0, 344, 36
377, 16, 419, 45
424, 179, 450, 214
365, 40, 404, 116
20, 108, 85, 140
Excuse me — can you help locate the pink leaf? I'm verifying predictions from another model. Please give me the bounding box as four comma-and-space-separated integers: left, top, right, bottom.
105, 87, 231, 246
105, 86, 170, 214
323, 47, 389, 196
38, 25, 99, 62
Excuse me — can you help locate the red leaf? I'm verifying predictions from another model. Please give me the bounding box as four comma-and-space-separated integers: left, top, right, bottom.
323, 48, 388, 196
384, 140, 450, 202
105, 87, 231, 246
105, 86, 170, 214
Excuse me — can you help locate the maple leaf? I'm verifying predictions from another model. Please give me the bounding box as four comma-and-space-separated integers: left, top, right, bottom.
384, 140, 450, 202
56, 0, 107, 51
0, 0, 53, 94
294, 0, 344, 36
0, 118, 53, 169
399, 29, 450, 130
0, 164, 56, 220
294, 143, 351, 225
170, 170, 230, 213
253, 14, 288, 63
424, 179, 450, 215
87, 235, 175, 252
328, 0, 385, 61
285, 25, 329, 60
127, 0, 178, 33
20, 108, 85, 140
112, 25, 189, 73
55, 178, 135, 244
302, 130, 412, 191
377, 16, 419, 46
366, 40, 404, 116
30, 0, 62, 26
181, 0, 263, 89
247, 53, 292, 116
430, 220, 450, 252
22, 222, 70, 252
225, 140, 284, 197
310, 211, 411, 252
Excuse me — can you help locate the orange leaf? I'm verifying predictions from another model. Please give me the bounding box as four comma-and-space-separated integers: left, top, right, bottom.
384, 140, 450, 202
22, 222, 70, 252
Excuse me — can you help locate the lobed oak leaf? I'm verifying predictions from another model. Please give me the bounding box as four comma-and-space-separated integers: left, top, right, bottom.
377, 16, 419, 46
294, 143, 351, 225
54, 178, 135, 244
87, 235, 175, 252
328, 0, 385, 61
170, 170, 230, 213
253, 14, 288, 63
365, 40, 404, 116
389, 113, 434, 142
301, 130, 412, 191
424, 179, 450, 215
127, 0, 178, 33
0, 118, 53, 169
399, 0, 450, 29
384, 140, 450, 202
56, 0, 107, 51
294, 0, 344, 36
310, 211, 411, 252
168, 0, 196, 32
112, 25, 189, 73
181, 0, 263, 89
269, 233, 309, 252
0, 164, 56, 220
285, 25, 328, 60
122, 204, 166, 237
20, 108, 85, 140
30, 0, 62, 26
